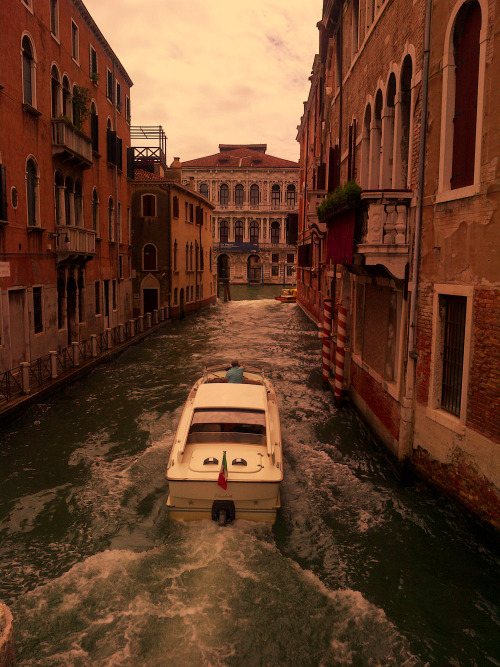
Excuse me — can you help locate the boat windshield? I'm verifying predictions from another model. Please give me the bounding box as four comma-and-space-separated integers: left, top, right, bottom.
187, 408, 267, 445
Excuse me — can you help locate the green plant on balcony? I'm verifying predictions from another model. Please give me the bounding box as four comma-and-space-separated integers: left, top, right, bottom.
317, 180, 361, 220
91, 72, 99, 86
71, 86, 91, 130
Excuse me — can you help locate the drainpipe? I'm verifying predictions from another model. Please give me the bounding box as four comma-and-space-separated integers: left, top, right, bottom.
113, 59, 120, 322
401, 0, 432, 456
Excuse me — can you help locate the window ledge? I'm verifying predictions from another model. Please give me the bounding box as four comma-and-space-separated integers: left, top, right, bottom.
0, 219, 8, 227
425, 407, 466, 435
51, 33, 60, 45
27, 225, 45, 233
435, 184, 480, 204
93, 150, 101, 159
22, 103, 42, 118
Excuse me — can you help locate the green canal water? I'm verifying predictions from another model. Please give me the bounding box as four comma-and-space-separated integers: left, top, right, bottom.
0, 287, 499, 665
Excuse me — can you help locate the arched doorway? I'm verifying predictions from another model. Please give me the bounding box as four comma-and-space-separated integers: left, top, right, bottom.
66, 277, 77, 345
247, 255, 262, 283
217, 254, 230, 281
141, 274, 160, 316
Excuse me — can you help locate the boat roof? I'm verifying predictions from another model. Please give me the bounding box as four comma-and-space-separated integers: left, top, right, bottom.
193, 383, 268, 411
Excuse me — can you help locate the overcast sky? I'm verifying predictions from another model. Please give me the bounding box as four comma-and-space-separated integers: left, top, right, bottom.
83, 0, 322, 163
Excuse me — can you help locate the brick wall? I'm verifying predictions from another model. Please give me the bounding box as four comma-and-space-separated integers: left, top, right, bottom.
468, 289, 500, 443
351, 361, 400, 440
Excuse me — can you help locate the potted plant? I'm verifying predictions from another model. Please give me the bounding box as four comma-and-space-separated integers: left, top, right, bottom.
71, 86, 91, 130
91, 72, 99, 86
317, 180, 361, 220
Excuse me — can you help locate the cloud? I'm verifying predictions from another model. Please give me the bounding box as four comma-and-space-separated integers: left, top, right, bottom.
84, 0, 322, 162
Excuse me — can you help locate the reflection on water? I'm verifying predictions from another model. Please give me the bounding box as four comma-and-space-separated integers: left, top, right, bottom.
0, 287, 499, 666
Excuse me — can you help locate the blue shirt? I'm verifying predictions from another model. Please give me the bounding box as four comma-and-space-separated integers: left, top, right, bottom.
226, 365, 244, 383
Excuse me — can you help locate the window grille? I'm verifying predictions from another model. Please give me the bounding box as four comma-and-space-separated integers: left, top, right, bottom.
441, 295, 467, 416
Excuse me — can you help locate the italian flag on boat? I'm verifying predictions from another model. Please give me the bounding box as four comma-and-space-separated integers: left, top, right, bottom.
218, 451, 228, 490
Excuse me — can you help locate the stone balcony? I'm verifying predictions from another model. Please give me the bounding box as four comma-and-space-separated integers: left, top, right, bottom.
51, 118, 92, 168
355, 190, 413, 279
54, 225, 96, 261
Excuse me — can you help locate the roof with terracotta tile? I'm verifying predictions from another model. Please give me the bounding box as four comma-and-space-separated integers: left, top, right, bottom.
133, 169, 166, 181
181, 145, 299, 169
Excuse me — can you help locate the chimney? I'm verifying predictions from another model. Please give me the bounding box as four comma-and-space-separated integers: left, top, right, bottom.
168, 157, 182, 183
189, 177, 195, 190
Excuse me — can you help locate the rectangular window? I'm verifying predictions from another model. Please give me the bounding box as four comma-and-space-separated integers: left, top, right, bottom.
33, 287, 43, 333
106, 68, 113, 101
173, 196, 179, 218
272, 253, 279, 263
71, 21, 79, 62
125, 96, 130, 123
185, 202, 188, 220
271, 266, 279, 277
116, 136, 123, 171
189, 203, 194, 222
112, 280, 117, 310
173, 288, 178, 305
127, 207, 131, 244
90, 45, 98, 79
50, 0, 59, 38
116, 81, 121, 112
440, 295, 467, 416
287, 253, 294, 263
95, 282, 101, 315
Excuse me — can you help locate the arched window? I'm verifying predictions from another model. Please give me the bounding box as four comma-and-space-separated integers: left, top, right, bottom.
26, 158, 38, 226
286, 184, 296, 206
72, 84, 81, 127
271, 184, 281, 206
219, 183, 229, 205
381, 74, 396, 188
143, 244, 157, 271
64, 175, 73, 226
271, 221, 280, 244
219, 220, 229, 243
361, 104, 372, 188
22, 36, 35, 107
451, 0, 481, 190
51, 65, 60, 117
74, 180, 83, 226
92, 188, 99, 233
250, 220, 259, 244
397, 55, 413, 189
234, 184, 244, 205
234, 220, 244, 243
90, 102, 99, 152
54, 170, 64, 226
62, 75, 71, 117
250, 184, 259, 205
142, 194, 156, 217
108, 197, 114, 241
200, 183, 209, 198
370, 91, 383, 188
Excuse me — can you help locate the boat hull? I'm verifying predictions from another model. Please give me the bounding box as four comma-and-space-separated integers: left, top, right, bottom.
166, 479, 281, 522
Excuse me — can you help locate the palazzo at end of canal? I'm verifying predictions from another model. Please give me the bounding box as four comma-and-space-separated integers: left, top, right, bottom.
0, 287, 499, 666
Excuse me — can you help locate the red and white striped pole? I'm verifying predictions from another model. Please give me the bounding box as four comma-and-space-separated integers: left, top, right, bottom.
334, 305, 347, 405
322, 297, 333, 389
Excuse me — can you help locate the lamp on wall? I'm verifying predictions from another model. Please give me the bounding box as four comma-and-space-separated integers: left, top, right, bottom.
50, 230, 70, 248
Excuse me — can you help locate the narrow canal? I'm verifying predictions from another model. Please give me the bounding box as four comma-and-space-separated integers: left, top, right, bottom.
0, 286, 499, 666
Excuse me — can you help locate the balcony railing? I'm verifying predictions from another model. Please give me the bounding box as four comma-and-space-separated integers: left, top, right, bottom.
355, 190, 412, 279
55, 225, 96, 258
51, 118, 93, 168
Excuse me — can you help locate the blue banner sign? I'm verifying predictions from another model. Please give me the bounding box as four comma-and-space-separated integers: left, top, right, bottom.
218, 243, 259, 253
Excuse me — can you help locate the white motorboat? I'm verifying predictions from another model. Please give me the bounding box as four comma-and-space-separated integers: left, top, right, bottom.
165, 365, 283, 524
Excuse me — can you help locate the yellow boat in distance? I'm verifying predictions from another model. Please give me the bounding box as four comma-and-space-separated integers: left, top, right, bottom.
275, 288, 297, 302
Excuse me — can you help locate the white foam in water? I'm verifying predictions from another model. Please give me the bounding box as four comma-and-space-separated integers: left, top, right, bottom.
12, 523, 418, 666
